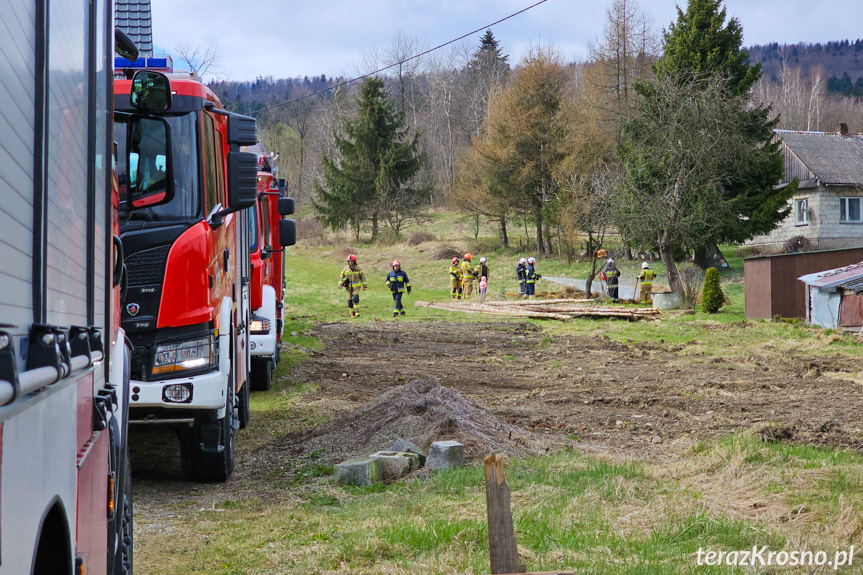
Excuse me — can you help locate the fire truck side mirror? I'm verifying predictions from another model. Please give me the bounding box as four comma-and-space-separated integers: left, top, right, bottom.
130, 70, 172, 113
126, 115, 175, 209
277, 197, 294, 216
115, 28, 139, 61
226, 151, 258, 211
227, 113, 257, 146
278, 219, 296, 248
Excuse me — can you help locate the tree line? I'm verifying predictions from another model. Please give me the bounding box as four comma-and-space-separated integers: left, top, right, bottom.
214, 0, 863, 296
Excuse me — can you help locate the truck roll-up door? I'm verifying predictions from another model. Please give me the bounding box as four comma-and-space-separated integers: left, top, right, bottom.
0, 0, 38, 336
45, 0, 90, 329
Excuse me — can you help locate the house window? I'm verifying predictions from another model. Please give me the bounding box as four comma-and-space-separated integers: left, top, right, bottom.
795, 198, 808, 225
840, 197, 862, 223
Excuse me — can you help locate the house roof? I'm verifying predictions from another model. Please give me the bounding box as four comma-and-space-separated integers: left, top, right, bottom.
799, 261, 863, 291
775, 130, 863, 186
115, 0, 153, 57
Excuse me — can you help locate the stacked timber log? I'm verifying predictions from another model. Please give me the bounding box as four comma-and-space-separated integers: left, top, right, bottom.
414, 299, 659, 321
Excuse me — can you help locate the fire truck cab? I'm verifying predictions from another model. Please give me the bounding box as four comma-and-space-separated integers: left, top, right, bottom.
244, 143, 296, 390
114, 61, 258, 482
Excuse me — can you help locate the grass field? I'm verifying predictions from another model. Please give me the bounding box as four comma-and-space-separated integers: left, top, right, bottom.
134, 212, 863, 574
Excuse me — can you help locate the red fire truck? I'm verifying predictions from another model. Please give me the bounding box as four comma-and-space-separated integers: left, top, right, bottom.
0, 4, 152, 573
245, 144, 296, 390
113, 62, 269, 481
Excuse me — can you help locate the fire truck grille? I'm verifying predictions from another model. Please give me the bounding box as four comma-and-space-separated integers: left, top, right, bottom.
125, 245, 170, 286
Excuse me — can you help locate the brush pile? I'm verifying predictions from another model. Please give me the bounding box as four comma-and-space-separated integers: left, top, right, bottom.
415, 298, 659, 321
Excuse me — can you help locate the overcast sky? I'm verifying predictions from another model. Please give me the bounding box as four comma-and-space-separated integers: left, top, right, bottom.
149, 0, 863, 82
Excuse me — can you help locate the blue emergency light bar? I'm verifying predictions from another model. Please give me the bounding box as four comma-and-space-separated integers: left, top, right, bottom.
115, 55, 173, 72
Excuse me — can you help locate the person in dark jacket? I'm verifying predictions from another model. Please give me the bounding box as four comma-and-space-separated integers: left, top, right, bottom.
603, 258, 621, 303
386, 260, 412, 317
477, 257, 489, 286
516, 258, 528, 297
526, 257, 541, 299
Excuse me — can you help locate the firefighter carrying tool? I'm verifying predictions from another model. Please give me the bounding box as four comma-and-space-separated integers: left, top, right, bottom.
386, 261, 412, 317
449, 257, 463, 299
340, 254, 368, 317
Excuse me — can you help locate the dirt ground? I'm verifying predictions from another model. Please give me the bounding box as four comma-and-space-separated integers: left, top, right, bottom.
129, 318, 863, 571
284, 320, 863, 458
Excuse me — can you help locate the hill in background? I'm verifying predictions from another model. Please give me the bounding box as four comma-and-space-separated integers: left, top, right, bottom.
748, 40, 863, 97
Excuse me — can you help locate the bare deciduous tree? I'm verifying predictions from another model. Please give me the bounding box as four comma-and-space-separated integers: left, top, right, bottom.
174, 41, 223, 81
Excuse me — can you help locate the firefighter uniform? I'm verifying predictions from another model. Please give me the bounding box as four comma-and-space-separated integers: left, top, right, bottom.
461, 258, 476, 299
339, 261, 367, 317
526, 260, 541, 298
386, 267, 411, 317
516, 260, 528, 296
637, 265, 656, 304
449, 260, 463, 299
604, 261, 621, 303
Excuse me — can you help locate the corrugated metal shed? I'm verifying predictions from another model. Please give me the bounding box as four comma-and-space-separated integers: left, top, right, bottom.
775, 130, 863, 187
115, 0, 153, 57
744, 247, 863, 319
799, 262, 863, 291
798, 261, 863, 329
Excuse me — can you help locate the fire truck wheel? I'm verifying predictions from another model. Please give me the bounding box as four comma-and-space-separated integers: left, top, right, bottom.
119, 455, 133, 574
237, 381, 250, 429
180, 385, 236, 482
250, 358, 273, 392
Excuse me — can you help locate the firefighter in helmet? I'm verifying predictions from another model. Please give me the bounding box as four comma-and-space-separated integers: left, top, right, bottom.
339, 254, 367, 317
637, 262, 656, 304
477, 256, 489, 285
386, 260, 411, 317
603, 258, 621, 303
516, 258, 528, 297
449, 257, 463, 299
461, 253, 476, 299
525, 257, 541, 299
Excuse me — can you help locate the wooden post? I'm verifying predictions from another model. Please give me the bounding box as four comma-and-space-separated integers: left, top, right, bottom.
485, 454, 525, 574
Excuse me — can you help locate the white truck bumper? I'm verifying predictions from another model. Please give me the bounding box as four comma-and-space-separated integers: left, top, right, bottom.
129, 369, 227, 410
249, 331, 276, 357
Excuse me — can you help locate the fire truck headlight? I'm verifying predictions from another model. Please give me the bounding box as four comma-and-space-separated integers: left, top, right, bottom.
152, 335, 217, 377
163, 383, 193, 403
249, 316, 270, 335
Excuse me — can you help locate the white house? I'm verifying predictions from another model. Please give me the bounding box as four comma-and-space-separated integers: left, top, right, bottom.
747, 128, 863, 251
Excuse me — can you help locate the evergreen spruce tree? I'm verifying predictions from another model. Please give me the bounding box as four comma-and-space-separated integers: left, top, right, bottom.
465, 30, 510, 138
314, 77, 422, 240
470, 30, 510, 74
653, 0, 794, 262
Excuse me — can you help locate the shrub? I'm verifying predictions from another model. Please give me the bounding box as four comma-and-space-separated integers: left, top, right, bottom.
407, 230, 436, 246
701, 267, 724, 313
432, 246, 464, 260
677, 263, 705, 310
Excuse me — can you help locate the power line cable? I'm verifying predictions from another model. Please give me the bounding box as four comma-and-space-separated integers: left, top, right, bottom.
248, 0, 550, 116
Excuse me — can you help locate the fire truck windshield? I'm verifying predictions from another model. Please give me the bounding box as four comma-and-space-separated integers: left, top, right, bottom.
117, 112, 200, 222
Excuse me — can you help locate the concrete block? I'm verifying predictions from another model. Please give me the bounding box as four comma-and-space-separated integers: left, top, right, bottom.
336, 458, 381, 486
390, 438, 427, 466
369, 451, 420, 479
426, 440, 464, 471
